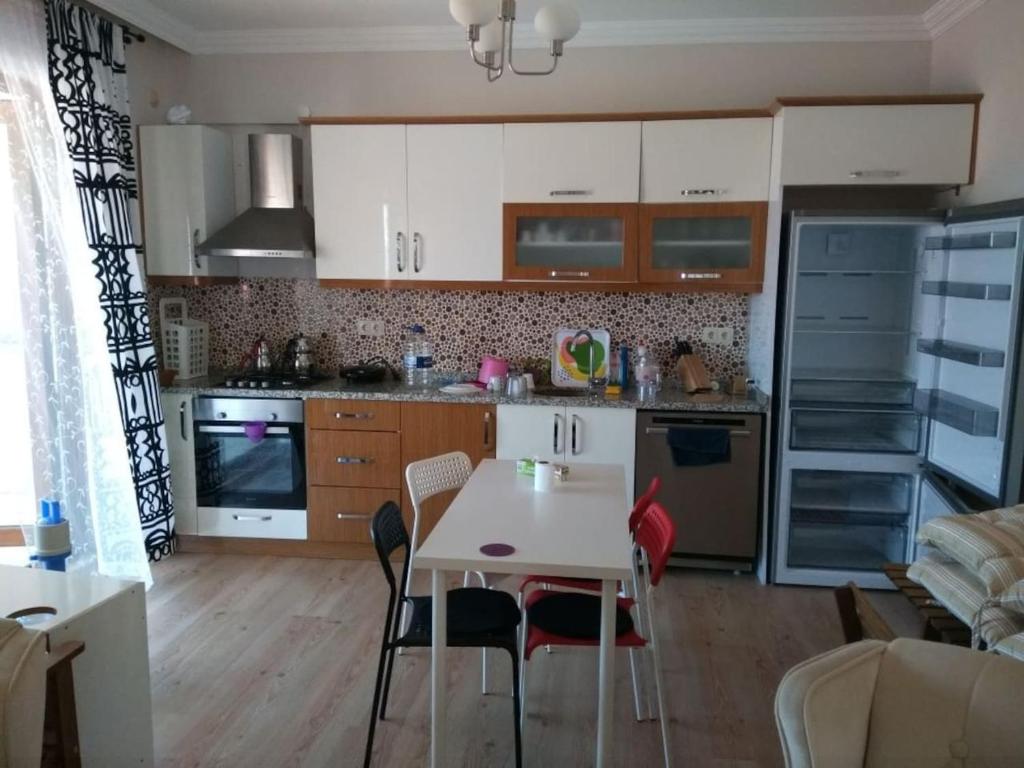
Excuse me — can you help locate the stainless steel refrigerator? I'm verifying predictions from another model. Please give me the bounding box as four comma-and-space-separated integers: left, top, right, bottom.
771, 201, 1024, 587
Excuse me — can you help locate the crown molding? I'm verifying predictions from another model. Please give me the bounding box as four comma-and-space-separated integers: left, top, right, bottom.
923, 0, 989, 38
89, 0, 989, 56
88, 0, 196, 52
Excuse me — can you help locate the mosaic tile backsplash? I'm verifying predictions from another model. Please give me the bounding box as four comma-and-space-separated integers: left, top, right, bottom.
148, 279, 750, 380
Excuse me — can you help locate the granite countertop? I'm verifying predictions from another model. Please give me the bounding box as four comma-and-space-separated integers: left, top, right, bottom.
163, 373, 768, 413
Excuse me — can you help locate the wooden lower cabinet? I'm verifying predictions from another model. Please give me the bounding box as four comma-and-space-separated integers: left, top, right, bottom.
399, 402, 497, 543
307, 429, 401, 488
308, 486, 395, 544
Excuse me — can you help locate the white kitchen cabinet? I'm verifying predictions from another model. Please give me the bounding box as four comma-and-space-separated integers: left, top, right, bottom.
313, 124, 502, 281
778, 104, 977, 186
160, 392, 197, 535
406, 124, 503, 280
312, 124, 408, 280
139, 125, 236, 280
641, 118, 773, 202
503, 122, 641, 203
496, 404, 637, 502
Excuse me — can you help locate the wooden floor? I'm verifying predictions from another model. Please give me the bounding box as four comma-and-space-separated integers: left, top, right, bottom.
147, 554, 920, 768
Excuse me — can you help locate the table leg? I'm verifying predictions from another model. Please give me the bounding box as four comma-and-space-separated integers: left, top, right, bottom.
431, 569, 448, 768
596, 578, 616, 767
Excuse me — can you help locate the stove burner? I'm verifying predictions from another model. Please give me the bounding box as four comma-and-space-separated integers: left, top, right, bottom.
216, 371, 331, 391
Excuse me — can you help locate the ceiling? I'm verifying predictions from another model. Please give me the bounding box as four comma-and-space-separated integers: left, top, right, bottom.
92, 0, 987, 55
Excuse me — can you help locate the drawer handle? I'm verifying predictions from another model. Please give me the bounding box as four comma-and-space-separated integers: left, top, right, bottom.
335, 412, 374, 420
549, 270, 591, 279
679, 272, 722, 280
232, 514, 272, 522
680, 188, 726, 197
337, 512, 372, 521
549, 189, 593, 197
644, 427, 751, 437
849, 170, 903, 179
336, 456, 374, 464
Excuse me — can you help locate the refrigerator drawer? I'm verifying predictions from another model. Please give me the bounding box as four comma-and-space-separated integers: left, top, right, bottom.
788, 519, 908, 571
791, 469, 914, 516
790, 408, 921, 453
790, 374, 915, 407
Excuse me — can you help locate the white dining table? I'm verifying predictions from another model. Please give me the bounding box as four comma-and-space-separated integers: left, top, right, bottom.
414, 459, 633, 768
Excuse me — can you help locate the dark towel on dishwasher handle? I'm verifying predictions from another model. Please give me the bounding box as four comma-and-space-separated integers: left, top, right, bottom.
666, 427, 731, 466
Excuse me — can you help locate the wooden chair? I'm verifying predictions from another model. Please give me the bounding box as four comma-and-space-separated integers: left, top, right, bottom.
833, 581, 896, 643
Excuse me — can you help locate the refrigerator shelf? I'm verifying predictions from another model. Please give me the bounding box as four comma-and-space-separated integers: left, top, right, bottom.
923, 231, 1018, 251
797, 270, 916, 276
791, 508, 910, 527
914, 389, 1000, 437
791, 367, 914, 383
921, 281, 1012, 301
788, 523, 908, 572
793, 325, 914, 335
916, 339, 1006, 368
790, 471, 913, 516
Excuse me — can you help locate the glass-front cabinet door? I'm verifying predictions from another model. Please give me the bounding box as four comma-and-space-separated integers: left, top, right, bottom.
502, 203, 638, 282
638, 202, 767, 289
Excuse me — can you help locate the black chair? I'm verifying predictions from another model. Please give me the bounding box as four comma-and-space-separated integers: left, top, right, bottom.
364, 501, 523, 768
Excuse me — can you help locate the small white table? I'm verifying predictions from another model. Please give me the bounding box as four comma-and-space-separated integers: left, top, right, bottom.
415, 459, 633, 768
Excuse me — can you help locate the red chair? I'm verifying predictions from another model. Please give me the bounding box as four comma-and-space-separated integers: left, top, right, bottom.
518, 502, 677, 766
516, 475, 662, 719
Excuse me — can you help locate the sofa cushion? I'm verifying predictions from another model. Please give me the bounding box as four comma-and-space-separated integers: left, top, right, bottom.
993, 631, 1024, 662
906, 552, 1024, 647
915, 505, 1024, 596
865, 639, 1024, 768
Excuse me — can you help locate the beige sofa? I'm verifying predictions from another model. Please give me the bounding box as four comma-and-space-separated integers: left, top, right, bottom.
775, 638, 1024, 768
0, 618, 47, 768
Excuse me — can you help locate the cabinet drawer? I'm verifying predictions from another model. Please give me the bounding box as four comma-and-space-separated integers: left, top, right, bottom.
308, 430, 401, 488
306, 400, 401, 431
308, 487, 397, 544
197, 507, 307, 539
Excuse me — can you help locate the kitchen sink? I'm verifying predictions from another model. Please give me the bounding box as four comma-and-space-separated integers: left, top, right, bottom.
530, 386, 598, 398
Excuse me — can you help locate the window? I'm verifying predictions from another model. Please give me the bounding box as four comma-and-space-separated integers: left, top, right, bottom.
0, 115, 35, 542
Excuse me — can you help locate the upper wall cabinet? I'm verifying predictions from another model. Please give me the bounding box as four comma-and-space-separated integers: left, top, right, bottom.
312, 124, 502, 282
641, 118, 773, 203
778, 103, 977, 186
503, 122, 641, 203
139, 125, 236, 282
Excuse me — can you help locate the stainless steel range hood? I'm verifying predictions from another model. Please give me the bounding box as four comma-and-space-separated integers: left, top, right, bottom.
197, 134, 315, 259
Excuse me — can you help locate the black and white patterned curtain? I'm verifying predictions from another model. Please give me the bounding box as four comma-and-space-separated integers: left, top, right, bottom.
45, 0, 175, 560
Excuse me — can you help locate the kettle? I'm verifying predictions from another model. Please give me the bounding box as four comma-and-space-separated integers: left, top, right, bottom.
250, 336, 272, 373
283, 333, 316, 375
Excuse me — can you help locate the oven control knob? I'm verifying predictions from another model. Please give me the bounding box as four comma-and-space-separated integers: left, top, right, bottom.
217, 411, 227, 419
269, 413, 278, 421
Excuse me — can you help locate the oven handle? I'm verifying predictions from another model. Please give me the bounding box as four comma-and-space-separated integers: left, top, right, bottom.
197, 425, 292, 435
232, 514, 273, 522
644, 427, 751, 437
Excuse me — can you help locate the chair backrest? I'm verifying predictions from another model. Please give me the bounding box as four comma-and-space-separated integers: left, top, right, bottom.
370, 501, 411, 602
634, 502, 676, 586
405, 451, 473, 512
627, 475, 662, 534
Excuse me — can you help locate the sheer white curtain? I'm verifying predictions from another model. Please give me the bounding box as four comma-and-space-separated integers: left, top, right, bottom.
0, 0, 151, 586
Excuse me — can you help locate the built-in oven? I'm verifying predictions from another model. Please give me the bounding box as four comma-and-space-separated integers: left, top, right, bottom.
192, 397, 307, 539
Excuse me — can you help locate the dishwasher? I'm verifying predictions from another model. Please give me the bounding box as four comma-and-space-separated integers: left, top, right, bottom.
635, 411, 763, 571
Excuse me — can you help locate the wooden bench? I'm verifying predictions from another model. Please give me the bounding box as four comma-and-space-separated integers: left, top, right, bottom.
882, 563, 972, 647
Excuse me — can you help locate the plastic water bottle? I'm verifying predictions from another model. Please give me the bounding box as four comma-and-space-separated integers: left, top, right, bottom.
403, 324, 434, 387
635, 345, 660, 399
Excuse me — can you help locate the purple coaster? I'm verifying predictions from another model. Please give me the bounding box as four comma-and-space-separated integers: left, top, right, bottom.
480, 543, 515, 557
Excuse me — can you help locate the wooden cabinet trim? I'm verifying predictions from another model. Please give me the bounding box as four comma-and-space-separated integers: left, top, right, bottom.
316, 278, 758, 293
502, 203, 639, 283
638, 201, 768, 289
770, 93, 983, 112
302, 109, 773, 125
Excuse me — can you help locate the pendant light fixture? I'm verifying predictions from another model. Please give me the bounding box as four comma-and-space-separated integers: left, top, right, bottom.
450, 0, 581, 81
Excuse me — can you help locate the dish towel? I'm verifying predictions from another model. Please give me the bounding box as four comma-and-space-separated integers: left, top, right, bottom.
666, 428, 731, 466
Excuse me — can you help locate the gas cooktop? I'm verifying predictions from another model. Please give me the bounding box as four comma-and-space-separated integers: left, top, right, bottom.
216, 371, 332, 391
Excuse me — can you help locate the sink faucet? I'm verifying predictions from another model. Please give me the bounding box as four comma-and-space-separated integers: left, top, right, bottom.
569, 329, 599, 389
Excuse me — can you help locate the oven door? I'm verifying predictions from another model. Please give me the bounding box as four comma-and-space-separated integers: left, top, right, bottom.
194, 423, 306, 510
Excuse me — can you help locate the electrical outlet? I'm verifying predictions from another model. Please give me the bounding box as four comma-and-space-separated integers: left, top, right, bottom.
355, 319, 385, 337
701, 326, 734, 346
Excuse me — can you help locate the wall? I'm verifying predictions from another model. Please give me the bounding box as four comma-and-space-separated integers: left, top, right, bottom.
148, 279, 749, 382
124, 35, 191, 125
931, 0, 1024, 206
179, 41, 933, 124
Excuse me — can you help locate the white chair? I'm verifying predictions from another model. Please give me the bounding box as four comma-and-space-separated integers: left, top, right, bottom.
404, 451, 495, 693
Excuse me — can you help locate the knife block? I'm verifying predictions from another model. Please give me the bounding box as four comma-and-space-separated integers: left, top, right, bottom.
677, 353, 712, 393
